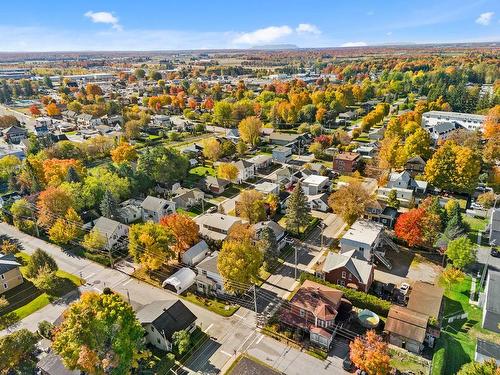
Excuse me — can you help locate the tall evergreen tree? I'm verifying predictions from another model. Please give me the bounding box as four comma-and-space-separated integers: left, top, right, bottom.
66, 166, 81, 183
285, 182, 311, 235
259, 227, 279, 271
100, 190, 119, 220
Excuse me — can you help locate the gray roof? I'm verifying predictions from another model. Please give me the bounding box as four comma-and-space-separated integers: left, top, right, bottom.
423, 110, 486, 122
196, 251, 220, 275
141, 195, 172, 211
432, 122, 458, 134
93, 216, 123, 238
136, 300, 196, 340
37, 352, 80, 375
234, 159, 254, 170
476, 338, 500, 360
491, 209, 500, 232
341, 220, 383, 246
183, 240, 209, 261
323, 252, 373, 285
253, 221, 285, 241
0, 253, 21, 274
485, 270, 500, 315
204, 176, 231, 188
195, 213, 241, 232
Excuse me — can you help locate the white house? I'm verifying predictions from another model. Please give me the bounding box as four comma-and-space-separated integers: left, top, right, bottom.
306, 193, 330, 212
253, 220, 286, 249
254, 181, 280, 196
93, 217, 129, 250
195, 252, 226, 295
340, 220, 384, 261
302, 175, 329, 195
136, 300, 197, 352
172, 188, 204, 210
141, 196, 176, 222
182, 240, 210, 266
194, 213, 242, 241
234, 159, 255, 182
272, 146, 292, 163
247, 154, 272, 170
117, 199, 143, 224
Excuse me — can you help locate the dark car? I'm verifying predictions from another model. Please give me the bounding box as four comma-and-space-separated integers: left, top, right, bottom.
343, 353, 355, 372
491, 248, 500, 258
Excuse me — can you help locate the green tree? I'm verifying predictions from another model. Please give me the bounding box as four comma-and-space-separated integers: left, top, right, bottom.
386, 189, 400, 209
172, 329, 191, 355
66, 165, 81, 183
213, 101, 233, 127
217, 239, 263, 292
0, 155, 21, 181
100, 189, 119, 220
25, 249, 58, 279
457, 359, 498, 375
38, 320, 55, 339
81, 167, 130, 209
52, 291, 147, 374
134, 68, 146, 79
137, 146, 189, 184
0, 329, 38, 373
128, 222, 175, 271
285, 182, 312, 234
446, 237, 476, 269
260, 227, 279, 272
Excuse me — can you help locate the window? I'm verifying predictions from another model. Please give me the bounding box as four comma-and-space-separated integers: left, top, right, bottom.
0, 274, 4, 280
300, 309, 305, 317
157, 338, 160, 344
337, 280, 345, 286
3, 283, 7, 289
341, 271, 346, 279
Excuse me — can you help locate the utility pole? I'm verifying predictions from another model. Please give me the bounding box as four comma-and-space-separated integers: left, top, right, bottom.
294, 246, 298, 280
253, 284, 258, 315
320, 222, 325, 249
105, 234, 114, 269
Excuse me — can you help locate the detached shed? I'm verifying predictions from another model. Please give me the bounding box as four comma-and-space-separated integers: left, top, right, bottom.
182, 240, 210, 266
162, 268, 196, 294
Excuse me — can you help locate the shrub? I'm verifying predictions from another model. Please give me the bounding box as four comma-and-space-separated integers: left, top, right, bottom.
38, 320, 55, 339
300, 273, 391, 316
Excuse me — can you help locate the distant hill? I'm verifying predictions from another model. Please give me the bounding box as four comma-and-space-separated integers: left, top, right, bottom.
251, 44, 299, 50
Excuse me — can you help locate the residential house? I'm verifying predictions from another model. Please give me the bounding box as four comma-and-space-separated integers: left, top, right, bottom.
488, 209, 500, 246
422, 110, 485, 132
234, 159, 255, 183
385, 305, 428, 354
194, 213, 242, 241
405, 156, 426, 177
364, 200, 398, 228
172, 188, 204, 210
37, 352, 79, 375
225, 128, 240, 142
272, 146, 292, 163
182, 240, 210, 266
93, 217, 129, 250
481, 270, 500, 333
475, 339, 500, 365
141, 196, 176, 222
0, 253, 23, 293
136, 300, 196, 351
281, 280, 344, 349
268, 132, 304, 148
201, 176, 231, 195
254, 181, 280, 196
340, 220, 383, 261
2, 126, 27, 144
195, 251, 226, 295
253, 220, 286, 249
117, 199, 143, 224
77, 113, 101, 127
61, 110, 78, 123
247, 154, 272, 170
426, 122, 459, 143
332, 152, 360, 174
302, 175, 329, 195
320, 251, 374, 292
377, 170, 427, 207
353, 145, 376, 159
306, 193, 330, 212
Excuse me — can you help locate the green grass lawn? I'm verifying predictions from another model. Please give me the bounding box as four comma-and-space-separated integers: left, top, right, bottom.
185, 165, 216, 187
182, 291, 239, 317
389, 348, 430, 375
0, 252, 84, 330
462, 214, 488, 244
432, 275, 499, 375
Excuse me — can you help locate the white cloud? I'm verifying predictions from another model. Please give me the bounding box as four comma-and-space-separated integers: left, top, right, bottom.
340, 41, 368, 47
296, 23, 321, 35
386, 31, 393, 36
476, 12, 494, 25
233, 25, 293, 45
85, 11, 122, 31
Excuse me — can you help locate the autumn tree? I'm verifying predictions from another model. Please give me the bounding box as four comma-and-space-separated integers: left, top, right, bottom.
52, 291, 147, 374
217, 162, 238, 181
394, 208, 425, 247
82, 229, 107, 253
29, 104, 41, 116
48, 207, 83, 245
236, 189, 266, 224
45, 102, 61, 117
0, 155, 21, 181
349, 330, 390, 375
213, 101, 233, 127
285, 182, 312, 234
328, 182, 371, 225
202, 138, 222, 161
238, 116, 262, 147
111, 142, 137, 164
0, 329, 38, 373
217, 238, 263, 292
457, 359, 498, 375
37, 186, 73, 228
160, 213, 199, 261
446, 237, 476, 269
386, 189, 400, 209
128, 222, 174, 271
483, 105, 500, 138
25, 248, 58, 279
42, 158, 85, 187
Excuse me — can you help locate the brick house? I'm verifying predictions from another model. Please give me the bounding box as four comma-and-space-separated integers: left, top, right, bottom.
332, 152, 360, 173
320, 252, 374, 292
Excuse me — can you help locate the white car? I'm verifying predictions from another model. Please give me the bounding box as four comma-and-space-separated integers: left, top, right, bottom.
471, 202, 484, 210
399, 283, 411, 295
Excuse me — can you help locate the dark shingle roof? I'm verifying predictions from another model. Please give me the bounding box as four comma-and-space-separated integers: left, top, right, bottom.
476, 338, 500, 360
0, 253, 21, 274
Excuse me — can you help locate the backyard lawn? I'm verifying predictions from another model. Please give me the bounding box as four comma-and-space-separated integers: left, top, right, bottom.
185, 165, 216, 187
462, 214, 488, 244
432, 275, 499, 375
182, 291, 239, 317
0, 252, 84, 329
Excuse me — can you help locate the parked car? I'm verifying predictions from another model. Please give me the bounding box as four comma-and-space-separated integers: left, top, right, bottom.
399, 282, 411, 295
471, 202, 484, 210
343, 353, 355, 372
491, 248, 500, 258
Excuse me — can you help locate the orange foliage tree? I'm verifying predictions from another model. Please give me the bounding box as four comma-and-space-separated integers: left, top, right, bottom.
484, 105, 500, 138
159, 213, 199, 261
349, 330, 391, 375
394, 208, 425, 247
45, 102, 61, 117
110, 143, 137, 164
42, 159, 85, 186
37, 186, 73, 228
29, 104, 41, 116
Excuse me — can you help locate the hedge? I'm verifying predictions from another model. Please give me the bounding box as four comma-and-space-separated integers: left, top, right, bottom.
300, 273, 391, 317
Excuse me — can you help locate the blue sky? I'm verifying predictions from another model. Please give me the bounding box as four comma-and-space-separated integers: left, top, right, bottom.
0, 0, 499, 51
